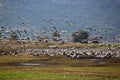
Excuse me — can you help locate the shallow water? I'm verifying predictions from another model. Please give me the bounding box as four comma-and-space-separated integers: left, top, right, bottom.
6, 62, 46, 66
20, 62, 46, 66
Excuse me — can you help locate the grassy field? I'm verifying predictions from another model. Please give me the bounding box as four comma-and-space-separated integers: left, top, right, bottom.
0, 55, 120, 80
0, 41, 120, 80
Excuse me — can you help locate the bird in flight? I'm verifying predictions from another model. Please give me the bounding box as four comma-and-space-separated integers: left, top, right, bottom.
18, 16, 27, 20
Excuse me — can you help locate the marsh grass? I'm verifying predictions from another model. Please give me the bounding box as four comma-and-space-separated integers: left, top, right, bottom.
0, 55, 120, 80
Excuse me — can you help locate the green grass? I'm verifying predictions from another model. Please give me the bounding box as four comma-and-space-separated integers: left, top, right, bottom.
0, 71, 120, 80
0, 55, 120, 80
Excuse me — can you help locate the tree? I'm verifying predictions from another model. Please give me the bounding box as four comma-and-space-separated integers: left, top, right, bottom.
72, 30, 89, 43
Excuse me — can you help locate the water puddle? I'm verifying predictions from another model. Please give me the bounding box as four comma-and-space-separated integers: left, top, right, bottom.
6, 62, 46, 66
19, 62, 46, 66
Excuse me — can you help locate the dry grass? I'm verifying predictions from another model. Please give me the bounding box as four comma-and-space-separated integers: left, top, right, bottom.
1, 40, 119, 49
0, 40, 98, 49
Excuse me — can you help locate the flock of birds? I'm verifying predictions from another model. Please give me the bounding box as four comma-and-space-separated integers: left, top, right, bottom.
0, 17, 71, 40
0, 47, 120, 59
0, 16, 115, 41
0, 16, 120, 60
26, 48, 120, 59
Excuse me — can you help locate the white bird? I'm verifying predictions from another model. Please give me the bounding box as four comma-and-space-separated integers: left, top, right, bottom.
18, 16, 27, 20
60, 30, 67, 33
